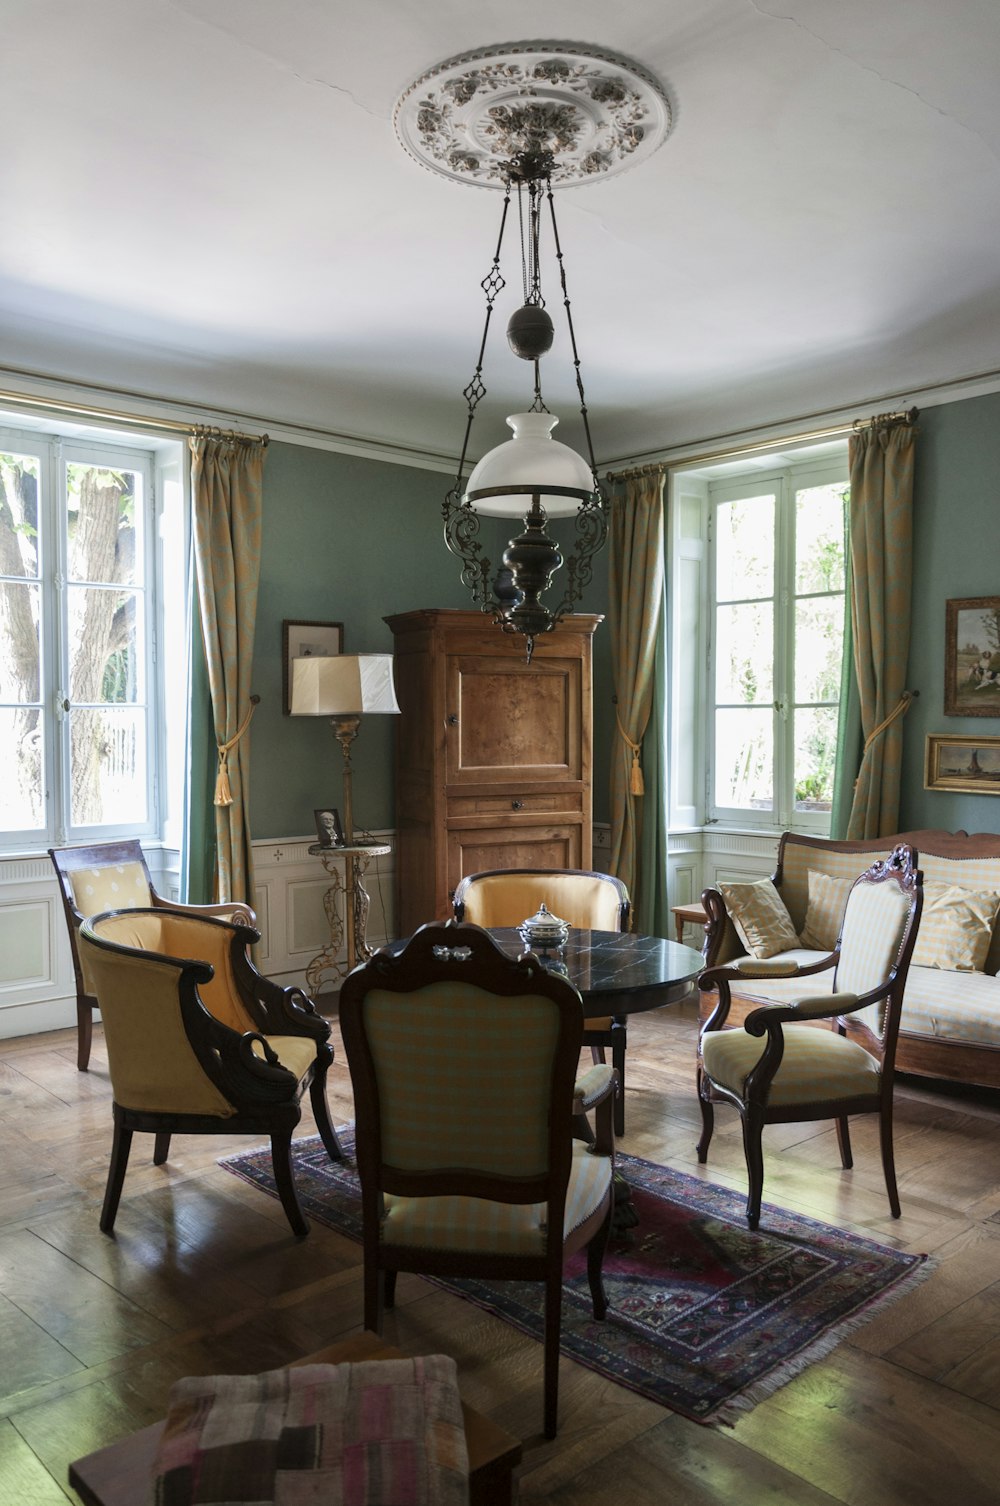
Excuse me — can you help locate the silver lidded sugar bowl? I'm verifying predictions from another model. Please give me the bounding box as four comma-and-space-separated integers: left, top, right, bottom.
518, 902, 570, 952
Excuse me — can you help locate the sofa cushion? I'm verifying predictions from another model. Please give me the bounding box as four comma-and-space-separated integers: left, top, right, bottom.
798, 871, 853, 952
911, 881, 1000, 972
718, 879, 799, 959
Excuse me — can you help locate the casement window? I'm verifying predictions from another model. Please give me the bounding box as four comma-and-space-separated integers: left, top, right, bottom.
0, 423, 175, 848
705, 454, 848, 832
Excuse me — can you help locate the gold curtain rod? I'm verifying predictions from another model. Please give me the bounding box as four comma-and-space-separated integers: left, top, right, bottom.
605, 406, 918, 484
0, 385, 268, 446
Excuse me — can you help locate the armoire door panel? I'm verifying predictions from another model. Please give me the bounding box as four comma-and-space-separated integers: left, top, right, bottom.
447, 656, 581, 784
447, 824, 584, 891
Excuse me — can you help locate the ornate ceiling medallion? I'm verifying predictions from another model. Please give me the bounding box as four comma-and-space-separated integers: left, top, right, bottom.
394, 42, 672, 189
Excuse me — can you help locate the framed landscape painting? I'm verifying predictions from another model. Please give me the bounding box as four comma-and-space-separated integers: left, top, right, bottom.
945, 597, 1000, 716
925, 733, 1000, 794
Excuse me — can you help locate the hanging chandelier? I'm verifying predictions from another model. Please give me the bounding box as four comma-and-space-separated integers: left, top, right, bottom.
395, 44, 671, 658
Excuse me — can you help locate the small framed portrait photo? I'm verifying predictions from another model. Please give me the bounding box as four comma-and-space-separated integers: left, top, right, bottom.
314, 808, 345, 847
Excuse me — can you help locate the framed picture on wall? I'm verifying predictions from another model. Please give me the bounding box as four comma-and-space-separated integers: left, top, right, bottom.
925, 733, 1000, 793
282, 619, 344, 714
945, 597, 1000, 716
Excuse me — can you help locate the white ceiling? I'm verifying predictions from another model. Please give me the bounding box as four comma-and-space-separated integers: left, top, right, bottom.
3, 1, 1000, 468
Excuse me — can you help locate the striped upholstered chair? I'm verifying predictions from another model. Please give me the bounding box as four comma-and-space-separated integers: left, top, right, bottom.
338, 921, 616, 1439
696, 845, 923, 1230
452, 868, 631, 1135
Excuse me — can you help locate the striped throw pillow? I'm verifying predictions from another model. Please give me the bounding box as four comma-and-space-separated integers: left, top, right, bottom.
911, 882, 1000, 972
799, 870, 853, 952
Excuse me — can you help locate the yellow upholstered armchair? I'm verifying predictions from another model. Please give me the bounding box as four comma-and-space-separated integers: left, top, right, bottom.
79, 908, 343, 1237
452, 867, 632, 1135
339, 921, 616, 1440
50, 840, 256, 1071
697, 845, 923, 1230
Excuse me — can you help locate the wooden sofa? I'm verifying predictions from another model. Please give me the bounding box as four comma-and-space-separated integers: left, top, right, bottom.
701, 829, 1000, 1090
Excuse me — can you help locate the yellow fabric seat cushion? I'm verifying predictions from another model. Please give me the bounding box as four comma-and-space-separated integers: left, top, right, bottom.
584, 1015, 614, 1032
702, 1022, 880, 1105
254, 1033, 319, 1082
380, 1141, 612, 1255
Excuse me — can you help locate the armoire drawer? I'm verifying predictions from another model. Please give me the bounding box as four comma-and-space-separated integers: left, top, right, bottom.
448, 792, 584, 817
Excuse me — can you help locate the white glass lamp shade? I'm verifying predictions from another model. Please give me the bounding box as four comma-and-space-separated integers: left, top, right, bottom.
463, 412, 595, 518
290, 653, 400, 716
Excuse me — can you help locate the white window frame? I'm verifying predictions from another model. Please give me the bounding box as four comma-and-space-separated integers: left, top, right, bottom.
0, 419, 174, 851
706, 453, 848, 834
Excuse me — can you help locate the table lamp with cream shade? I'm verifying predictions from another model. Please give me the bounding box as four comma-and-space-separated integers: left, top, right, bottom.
290, 653, 399, 980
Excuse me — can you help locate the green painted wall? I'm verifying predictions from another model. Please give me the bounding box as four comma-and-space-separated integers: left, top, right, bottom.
900, 391, 1000, 834
249, 441, 613, 839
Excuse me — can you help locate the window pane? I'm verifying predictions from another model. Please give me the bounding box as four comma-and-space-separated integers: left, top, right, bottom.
0, 580, 41, 701
68, 586, 143, 704
715, 708, 773, 811
793, 706, 838, 812
67, 465, 141, 587
715, 602, 773, 703
0, 708, 44, 830
70, 707, 148, 826
0, 452, 41, 579
795, 595, 844, 704
795, 482, 846, 594
716, 493, 774, 601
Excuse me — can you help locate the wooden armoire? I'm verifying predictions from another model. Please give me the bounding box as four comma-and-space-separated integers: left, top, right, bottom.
385, 609, 602, 935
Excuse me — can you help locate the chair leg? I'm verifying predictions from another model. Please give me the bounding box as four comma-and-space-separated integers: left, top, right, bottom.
835, 1115, 853, 1169
269, 1128, 309, 1237
586, 1200, 613, 1322
385, 1270, 397, 1310
77, 1000, 93, 1072
742, 1107, 766, 1231
879, 1101, 901, 1218
696, 1069, 714, 1163
153, 1132, 171, 1165
100, 1116, 133, 1233
364, 1260, 386, 1335
309, 1070, 345, 1161
612, 1034, 626, 1139
543, 1267, 563, 1440
590, 1042, 606, 1066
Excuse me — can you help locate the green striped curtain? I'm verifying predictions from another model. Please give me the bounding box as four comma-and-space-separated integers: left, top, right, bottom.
608, 472, 665, 926
844, 416, 917, 839
188, 434, 266, 905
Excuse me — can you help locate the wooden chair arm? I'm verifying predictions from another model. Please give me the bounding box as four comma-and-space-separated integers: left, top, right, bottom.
150, 891, 258, 931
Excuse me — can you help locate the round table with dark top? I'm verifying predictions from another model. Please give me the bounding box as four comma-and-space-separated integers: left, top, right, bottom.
480, 927, 705, 1017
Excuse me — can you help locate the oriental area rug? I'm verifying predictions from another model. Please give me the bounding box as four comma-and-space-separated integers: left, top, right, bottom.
219, 1130, 932, 1426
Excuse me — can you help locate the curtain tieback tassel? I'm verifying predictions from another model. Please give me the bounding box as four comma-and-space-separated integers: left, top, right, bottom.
214, 696, 259, 807
863, 689, 919, 755
616, 712, 645, 796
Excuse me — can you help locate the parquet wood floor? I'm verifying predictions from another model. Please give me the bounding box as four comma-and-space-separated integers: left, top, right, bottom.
2, 997, 999, 1503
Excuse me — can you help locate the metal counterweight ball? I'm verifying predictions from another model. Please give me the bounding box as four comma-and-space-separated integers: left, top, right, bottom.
507, 304, 554, 360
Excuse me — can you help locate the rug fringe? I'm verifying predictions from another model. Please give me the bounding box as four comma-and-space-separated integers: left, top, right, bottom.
708, 1248, 939, 1427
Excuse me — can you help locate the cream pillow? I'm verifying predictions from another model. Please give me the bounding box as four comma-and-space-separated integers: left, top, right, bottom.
799, 871, 854, 952
719, 879, 799, 960
911, 882, 1000, 972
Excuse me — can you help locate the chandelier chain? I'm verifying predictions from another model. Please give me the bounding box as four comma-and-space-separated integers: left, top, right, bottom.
545, 181, 601, 489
